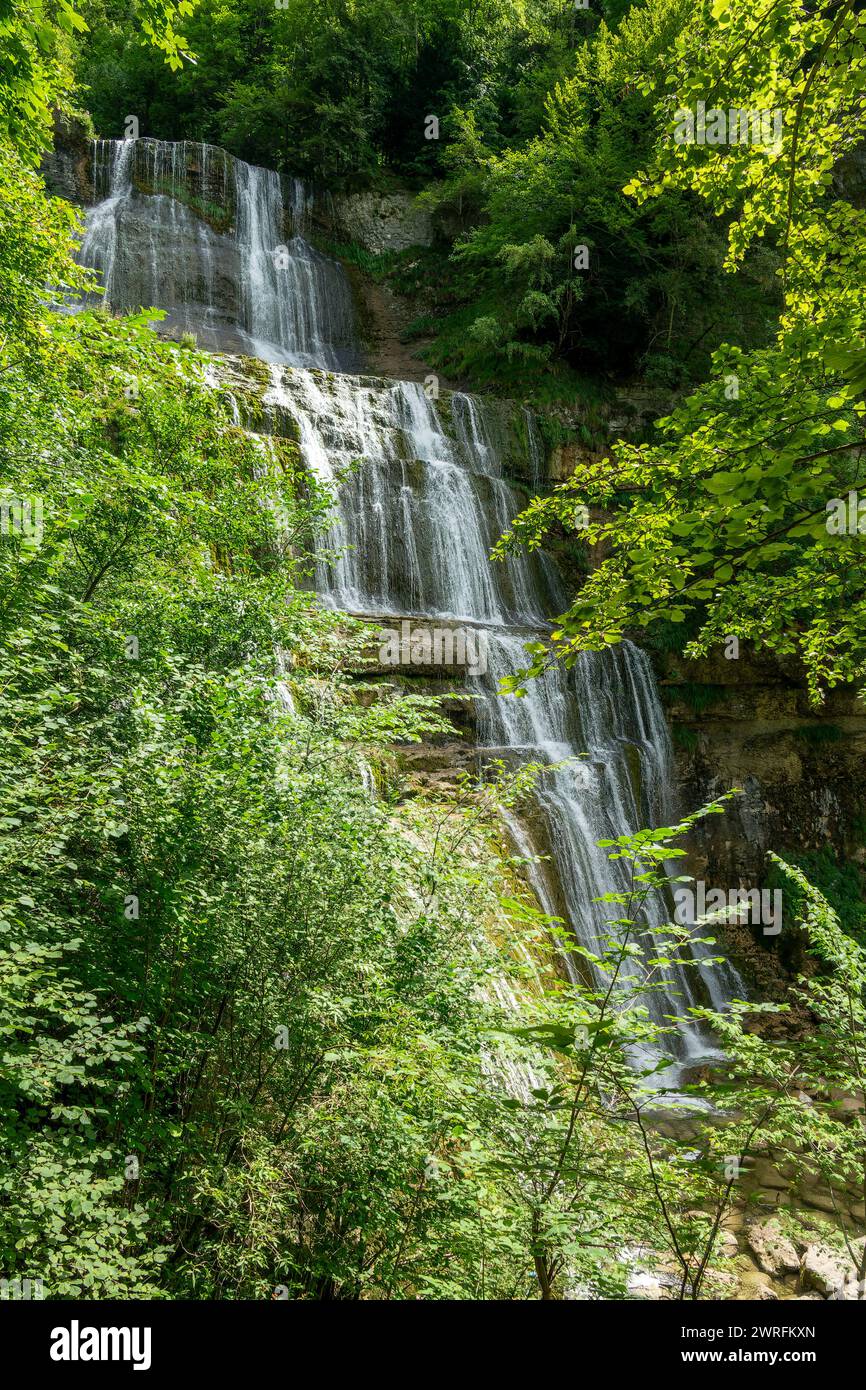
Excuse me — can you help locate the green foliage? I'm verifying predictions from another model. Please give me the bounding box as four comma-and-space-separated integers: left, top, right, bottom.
767, 849, 866, 949
68, 0, 779, 397
411, 0, 776, 390
1, 0, 197, 163
698, 860, 866, 1287
665, 683, 726, 716
75, 0, 579, 182
5, 0, 866, 1304
0, 135, 89, 368
0, 290, 530, 1297
482, 794, 800, 1301
671, 725, 698, 753
500, 0, 866, 699
793, 723, 844, 745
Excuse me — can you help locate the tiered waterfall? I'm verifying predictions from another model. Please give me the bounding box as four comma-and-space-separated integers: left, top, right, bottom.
76, 136, 742, 1080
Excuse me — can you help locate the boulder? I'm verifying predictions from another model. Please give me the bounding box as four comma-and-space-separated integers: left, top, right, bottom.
751, 1156, 789, 1191
799, 1242, 858, 1296
716, 1228, 739, 1259
745, 1218, 800, 1277
794, 1183, 840, 1216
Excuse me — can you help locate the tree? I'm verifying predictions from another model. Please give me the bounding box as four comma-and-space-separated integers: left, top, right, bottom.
499, 0, 866, 701
0, 0, 197, 162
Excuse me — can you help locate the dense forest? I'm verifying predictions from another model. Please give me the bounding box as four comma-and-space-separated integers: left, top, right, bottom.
75, 0, 780, 390
2, 0, 866, 1316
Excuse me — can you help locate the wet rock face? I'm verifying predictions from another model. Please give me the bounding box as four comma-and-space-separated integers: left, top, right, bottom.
122, 142, 238, 234
88, 193, 248, 354
43, 143, 89, 205
71, 138, 360, 369
652, 644, 866, 999
41, 111, 94, 205
43, 128, 248, 351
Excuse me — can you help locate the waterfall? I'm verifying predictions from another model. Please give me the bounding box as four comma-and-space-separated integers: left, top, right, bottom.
78, 139, 137, 307
476, 634, 743, 1077
263, 366, 560, 624
233, 158, 356, 366
265, 364, 742, 1077
77, 138, 358, 368
65, 137, 741, 1079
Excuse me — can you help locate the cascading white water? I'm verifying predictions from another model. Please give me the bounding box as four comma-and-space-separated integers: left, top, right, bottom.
77, 139, 137, 307
233, 158, 356, 366
476, 634, 743, 1077
77, 138, 358, 368
263, 366, 561, 624
67, 137, 741, 1078
265, 362, 743, 1077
